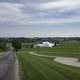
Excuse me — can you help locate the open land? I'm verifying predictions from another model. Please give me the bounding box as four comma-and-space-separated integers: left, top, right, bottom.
17, 41, 80, 80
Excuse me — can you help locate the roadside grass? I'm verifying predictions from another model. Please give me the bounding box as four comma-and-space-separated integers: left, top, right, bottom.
17, 41, 80, 80
21, 41, 80, 57
17, 50, 80, 80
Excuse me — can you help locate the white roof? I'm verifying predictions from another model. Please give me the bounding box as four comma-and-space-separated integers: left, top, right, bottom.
35, 41, 55, 47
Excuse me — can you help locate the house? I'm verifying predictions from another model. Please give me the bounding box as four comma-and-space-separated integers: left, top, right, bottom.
33, 41, 55, 48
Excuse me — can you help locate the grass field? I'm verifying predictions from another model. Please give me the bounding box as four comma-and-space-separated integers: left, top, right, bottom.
0, 49, 3, 52
22, 41, 80, 57
17, 41, 80, 80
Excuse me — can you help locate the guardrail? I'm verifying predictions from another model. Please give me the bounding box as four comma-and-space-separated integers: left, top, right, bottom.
0, 51, 15, 80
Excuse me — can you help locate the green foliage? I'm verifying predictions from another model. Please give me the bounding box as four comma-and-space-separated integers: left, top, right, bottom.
0, 42, 7, 51
11, 40, 21, 51
22, 43, 34, 48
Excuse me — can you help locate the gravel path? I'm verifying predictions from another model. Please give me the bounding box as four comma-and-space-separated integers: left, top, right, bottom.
54, 57, 80, 67
29, 52, 57, 58
29, 51, 80, 67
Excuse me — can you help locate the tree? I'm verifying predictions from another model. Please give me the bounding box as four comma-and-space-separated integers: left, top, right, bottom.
78, 58, 80, 62
11, 40, 21, 51
0, 42, 7, 51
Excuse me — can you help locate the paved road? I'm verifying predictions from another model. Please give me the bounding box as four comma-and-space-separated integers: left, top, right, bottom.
0, 51, 19, 80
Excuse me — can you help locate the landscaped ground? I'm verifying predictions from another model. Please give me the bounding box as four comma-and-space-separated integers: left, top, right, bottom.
17, 41, 80, 80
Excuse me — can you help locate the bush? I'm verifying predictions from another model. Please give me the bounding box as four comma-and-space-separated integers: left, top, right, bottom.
0, 42, 7, 51
78, 58, 80, 62
11, 40, 21, 51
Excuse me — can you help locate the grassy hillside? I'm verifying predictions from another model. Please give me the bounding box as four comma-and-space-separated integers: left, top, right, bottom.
21, 41, 80, 57
17, 50, 80, 80
17, 41, 80, 80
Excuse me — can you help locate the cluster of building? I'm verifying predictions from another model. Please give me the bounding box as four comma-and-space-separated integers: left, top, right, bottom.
33, 41, 55, 48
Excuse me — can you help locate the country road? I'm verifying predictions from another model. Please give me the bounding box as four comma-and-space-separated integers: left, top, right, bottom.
0, 51, 19, 80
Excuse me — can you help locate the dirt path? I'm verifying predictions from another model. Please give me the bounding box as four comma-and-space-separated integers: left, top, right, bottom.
54, 57, 80, 67
29, 52, 57, 58
29, 51, 80, 67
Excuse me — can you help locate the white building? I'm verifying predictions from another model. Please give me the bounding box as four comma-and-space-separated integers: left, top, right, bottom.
34, 41, 55, 48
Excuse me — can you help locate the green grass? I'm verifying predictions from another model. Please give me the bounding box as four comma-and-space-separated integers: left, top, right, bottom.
21, 41, 80, 57
17, 41, 80, 80
17, 50, 80, 80
0, 49, 3, 52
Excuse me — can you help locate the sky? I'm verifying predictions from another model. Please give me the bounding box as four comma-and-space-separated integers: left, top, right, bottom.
0, 0, 80, 37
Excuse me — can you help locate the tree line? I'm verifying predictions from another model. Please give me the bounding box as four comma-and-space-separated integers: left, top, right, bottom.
0, 37, 80, 51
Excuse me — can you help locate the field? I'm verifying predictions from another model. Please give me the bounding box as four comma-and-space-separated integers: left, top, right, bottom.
17, 41, 80, 80
0, 49, 3, 52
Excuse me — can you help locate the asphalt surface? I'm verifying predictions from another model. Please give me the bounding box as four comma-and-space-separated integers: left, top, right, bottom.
0, 51, 19, 80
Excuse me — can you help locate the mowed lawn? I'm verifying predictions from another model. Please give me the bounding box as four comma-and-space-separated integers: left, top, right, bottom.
22, 41, 80, 57
17, 41, 80, 80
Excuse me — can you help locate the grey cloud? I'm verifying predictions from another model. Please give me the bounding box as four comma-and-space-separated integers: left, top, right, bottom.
0, 0, 57, 4
20, 0, 57, 3
0, 0, 80, 26
0, 0, 21, 3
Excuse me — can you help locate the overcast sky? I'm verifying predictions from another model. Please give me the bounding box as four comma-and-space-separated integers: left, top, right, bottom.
0, 0, 80, 37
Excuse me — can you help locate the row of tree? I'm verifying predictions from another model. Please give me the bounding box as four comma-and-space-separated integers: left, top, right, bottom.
0, 38, 22, 51
0, 37, 80, 51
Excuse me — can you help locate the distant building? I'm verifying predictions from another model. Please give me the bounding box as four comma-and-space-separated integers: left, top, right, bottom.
33, 41, 55, 48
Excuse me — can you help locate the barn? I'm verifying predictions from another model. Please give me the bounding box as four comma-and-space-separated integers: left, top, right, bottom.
33, 41, 55, 48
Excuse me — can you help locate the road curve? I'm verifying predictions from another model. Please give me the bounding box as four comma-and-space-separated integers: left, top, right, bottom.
29, 51, 80, 67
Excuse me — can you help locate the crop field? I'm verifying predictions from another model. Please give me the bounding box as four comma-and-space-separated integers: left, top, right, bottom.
17, 41, 80, 80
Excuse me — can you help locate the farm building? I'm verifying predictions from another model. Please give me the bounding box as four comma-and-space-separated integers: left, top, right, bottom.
33, 41, 55, 48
